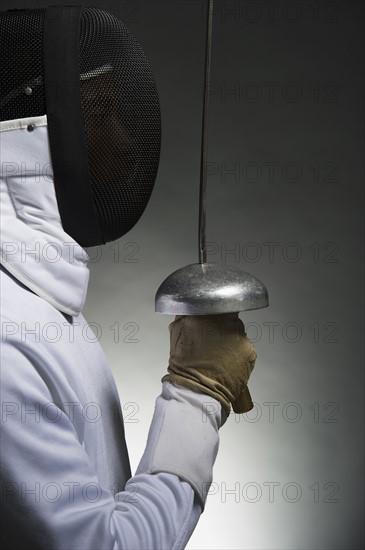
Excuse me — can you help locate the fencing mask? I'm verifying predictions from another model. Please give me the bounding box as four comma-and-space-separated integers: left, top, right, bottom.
0, 6, 161, 247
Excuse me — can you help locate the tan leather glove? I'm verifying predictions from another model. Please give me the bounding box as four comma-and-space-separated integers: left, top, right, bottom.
161, 313, 257, 417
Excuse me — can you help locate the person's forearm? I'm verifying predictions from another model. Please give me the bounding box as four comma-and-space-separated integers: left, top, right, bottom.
111, 472, 201, 550
110, 382, 223, 549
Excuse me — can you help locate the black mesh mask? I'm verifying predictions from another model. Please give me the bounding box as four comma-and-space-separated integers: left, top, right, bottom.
0, 6, 161, 247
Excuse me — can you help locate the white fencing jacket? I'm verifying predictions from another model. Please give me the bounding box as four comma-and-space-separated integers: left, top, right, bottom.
0, 116, 224, 550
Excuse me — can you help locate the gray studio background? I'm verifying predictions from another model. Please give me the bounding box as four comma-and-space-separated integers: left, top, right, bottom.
5, 0, 364, 548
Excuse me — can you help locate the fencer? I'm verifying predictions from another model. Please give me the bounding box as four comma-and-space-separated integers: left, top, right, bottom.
0, 6, 257, 549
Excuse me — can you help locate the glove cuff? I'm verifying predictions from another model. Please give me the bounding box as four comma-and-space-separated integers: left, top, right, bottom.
161, 373, 231, 418
135, 381, 223, 510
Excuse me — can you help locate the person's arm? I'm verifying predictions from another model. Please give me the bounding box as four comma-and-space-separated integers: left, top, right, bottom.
1, 340, 222, 550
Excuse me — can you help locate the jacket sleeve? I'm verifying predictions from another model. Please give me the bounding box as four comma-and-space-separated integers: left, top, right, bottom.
0, 340, 223, 550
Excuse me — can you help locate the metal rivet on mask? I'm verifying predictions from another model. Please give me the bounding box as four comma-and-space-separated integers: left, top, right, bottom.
24, 87, 33, 96
27, 124, 35, 132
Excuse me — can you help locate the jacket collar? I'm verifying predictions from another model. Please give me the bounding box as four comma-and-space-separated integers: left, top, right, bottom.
0, 115, 90, 316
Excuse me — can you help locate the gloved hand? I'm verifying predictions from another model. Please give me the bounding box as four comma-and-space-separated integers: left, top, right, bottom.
161, 313, 257, 417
